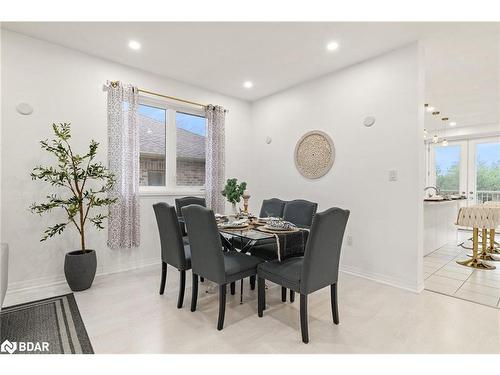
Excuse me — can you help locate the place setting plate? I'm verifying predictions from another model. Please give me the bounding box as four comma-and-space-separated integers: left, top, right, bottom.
218, 221, 250, 230
256, 220, 300, 234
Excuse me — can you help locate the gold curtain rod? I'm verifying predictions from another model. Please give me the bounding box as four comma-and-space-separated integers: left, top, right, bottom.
138, 88, 207, 108
109, 80, 207, 108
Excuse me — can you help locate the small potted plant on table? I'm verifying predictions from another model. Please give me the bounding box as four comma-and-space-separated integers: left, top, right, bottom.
30, 123, 117, 291
221, 178, 247, 216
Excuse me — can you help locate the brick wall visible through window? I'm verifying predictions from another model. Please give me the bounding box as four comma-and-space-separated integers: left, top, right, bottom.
176, 111, 206, 187
177, 159, 205, 186
139, 103, 206, 189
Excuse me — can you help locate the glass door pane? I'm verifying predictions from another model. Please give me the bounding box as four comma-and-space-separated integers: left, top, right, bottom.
435, 145, 461, 195
469, 138, 500, 204
428, 141, 467, 198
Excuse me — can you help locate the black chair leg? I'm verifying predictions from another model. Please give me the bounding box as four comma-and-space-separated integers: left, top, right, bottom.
331, 283, 339, 324
200, 277, 204, 283
177, 270, 186, 308
230, 282, 236, 295
281, 287, 287, 302
217, 284, 227, 331
191, 274, 198, 312
159, 262, 167, 295
250, 275, 256, 290
258, 277, 265, 317
300, 294, 309, 344
290, 290, 295, 303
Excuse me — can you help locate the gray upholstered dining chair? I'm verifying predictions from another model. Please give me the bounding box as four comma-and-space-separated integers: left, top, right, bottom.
252, 198, 318, 302
283, 199, 318, 228
259, 198, 287, 218
282, 199, 318, 302
175, 196, 206, 236
153, 203, 192, 309
257, 207, 350, 343
182, 204, 263, 331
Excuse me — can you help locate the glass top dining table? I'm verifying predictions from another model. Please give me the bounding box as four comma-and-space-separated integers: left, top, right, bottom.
179, 216, 308, 256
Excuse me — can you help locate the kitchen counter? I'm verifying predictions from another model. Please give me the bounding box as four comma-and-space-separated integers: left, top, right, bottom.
423, 198, 466, 255
424, 196, 467, 203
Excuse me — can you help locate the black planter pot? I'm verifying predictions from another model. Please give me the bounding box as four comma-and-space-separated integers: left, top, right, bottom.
64, 250, 97, 291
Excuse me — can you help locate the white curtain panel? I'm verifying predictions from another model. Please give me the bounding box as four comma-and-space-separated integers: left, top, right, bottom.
106, 82, 140, 249
205, 105, 226, 214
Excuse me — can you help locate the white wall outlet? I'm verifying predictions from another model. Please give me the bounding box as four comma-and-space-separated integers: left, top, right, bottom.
346, 235, 353, 246
388, 169, 398, 182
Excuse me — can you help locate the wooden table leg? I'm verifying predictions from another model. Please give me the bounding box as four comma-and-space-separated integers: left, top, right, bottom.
457, 228, 495, 269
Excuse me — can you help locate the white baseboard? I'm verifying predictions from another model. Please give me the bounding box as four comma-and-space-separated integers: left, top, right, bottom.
340, 264, 423, 294
5, 257, 161, 304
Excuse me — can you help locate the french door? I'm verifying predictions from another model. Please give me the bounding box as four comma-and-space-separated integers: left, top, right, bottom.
428, 136, 500, 205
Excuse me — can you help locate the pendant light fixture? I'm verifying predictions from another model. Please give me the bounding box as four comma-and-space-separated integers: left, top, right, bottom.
441, 117, 448, 146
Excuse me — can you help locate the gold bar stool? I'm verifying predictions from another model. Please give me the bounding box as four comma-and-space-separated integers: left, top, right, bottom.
488, 228, 500, 255
456, 228, 495, 269
483, 202, 500, 255
455, 205, 497, 270
477, 228, 499, 262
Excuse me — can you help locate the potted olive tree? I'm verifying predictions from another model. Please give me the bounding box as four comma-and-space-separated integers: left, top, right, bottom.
30, 123, 117, 291
221, 178, 247, 215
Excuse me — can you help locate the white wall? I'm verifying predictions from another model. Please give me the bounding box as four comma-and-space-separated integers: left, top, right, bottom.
0, 30, 251, 294
1, 30, 425, 297
247, 44, 425, 292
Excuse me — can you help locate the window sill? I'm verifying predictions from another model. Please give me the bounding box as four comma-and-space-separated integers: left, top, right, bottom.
139, 188, 205, 197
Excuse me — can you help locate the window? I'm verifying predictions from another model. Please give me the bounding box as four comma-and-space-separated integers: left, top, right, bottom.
138, 104, 166, 187
138, 99, 206, 192
176, 112, 206, 187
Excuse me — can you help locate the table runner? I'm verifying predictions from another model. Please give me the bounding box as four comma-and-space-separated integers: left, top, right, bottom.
267, 229, 308, 261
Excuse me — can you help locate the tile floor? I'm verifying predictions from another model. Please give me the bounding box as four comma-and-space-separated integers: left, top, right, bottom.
5, 263, 500, 353
424, 237, 500, 309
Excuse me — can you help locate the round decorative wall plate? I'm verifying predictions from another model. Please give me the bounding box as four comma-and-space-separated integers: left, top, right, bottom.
294, 130, 335, 179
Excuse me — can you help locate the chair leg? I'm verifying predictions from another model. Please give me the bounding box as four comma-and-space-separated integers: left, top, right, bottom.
331, 283, 339, 325
230, 282, 236, 295
290, 290, 295, 303
217, 284, 227, 331
191, 273, 198, 312
200, 277, 204, 283
159, 262, 167, 295
250, 275, 256, 290
177, 270, 186, 308
258, 277, 265, 317
300, 294, 309, 344
281, 287, 287, 302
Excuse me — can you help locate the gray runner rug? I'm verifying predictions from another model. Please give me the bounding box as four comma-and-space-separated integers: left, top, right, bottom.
0, 293, 93, 354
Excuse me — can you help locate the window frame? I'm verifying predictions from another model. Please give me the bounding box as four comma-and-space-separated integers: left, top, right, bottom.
138, 95, 207, 196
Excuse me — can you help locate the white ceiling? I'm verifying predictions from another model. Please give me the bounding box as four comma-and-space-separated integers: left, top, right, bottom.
422, 23, 499, 131
3, 22, 499, 129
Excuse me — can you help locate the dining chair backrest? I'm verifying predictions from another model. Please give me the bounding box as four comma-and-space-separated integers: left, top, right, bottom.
175, 196, 206, 218
283, 199, 318, 228
181, 205, 225, 284
259, 198, 286, 218
300, 207, 350, 294
153, 203, 189, 270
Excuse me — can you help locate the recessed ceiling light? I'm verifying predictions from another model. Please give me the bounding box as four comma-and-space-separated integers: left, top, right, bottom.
128, 40, 141, 50
426, 106, 435, 112
449, 121, 457, 126
243, 81, 253, 89
326, 41, 339, 51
